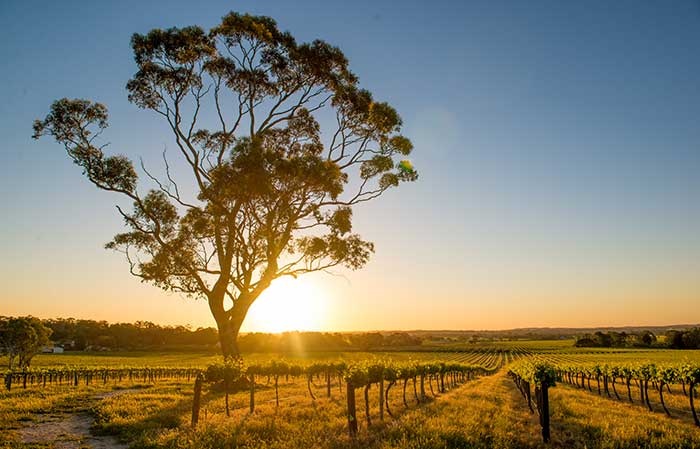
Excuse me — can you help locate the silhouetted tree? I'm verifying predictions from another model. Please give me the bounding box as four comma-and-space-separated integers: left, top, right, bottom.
681, 329, 700, 349
33, 12, 417, 359
665, 329, 700, 349
349, 332, 384, 350
0, 317, 52, 369
593, 331, 612, 347
609, 331, 627, 347
640, 331, 656, 346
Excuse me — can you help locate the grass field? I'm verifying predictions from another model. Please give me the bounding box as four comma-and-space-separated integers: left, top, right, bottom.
2, 341, 700, 448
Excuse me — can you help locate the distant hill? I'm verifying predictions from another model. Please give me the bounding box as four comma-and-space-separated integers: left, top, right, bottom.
405, 324, 700, 340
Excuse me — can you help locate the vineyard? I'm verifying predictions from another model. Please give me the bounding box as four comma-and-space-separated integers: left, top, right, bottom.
2, 344, 700, 448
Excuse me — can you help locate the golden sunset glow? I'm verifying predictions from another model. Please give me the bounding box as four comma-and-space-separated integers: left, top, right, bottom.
243, 277, 327, 333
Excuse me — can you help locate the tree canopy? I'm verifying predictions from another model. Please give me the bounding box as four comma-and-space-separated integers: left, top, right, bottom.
0, 316, 52, 369
33, 12, 417, 358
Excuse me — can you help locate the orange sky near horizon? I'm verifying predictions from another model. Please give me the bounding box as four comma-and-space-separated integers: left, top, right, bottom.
2, 218, 698, 332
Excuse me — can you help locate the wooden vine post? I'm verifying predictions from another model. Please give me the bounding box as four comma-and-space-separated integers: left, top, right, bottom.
364, 384, 372, 426
274, 375, 280, 408
379, 376, 385, 421
191, 373, 203, 428
326, 370, 332, 398
347, 381, 357, 437
540, 383, 550, 443
249, 373, 255, 414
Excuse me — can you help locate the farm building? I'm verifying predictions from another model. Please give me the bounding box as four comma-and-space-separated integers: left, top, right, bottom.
41, 345, 64, 354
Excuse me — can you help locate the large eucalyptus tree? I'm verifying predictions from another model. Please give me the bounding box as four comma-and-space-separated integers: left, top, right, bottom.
33, 12, 417, 359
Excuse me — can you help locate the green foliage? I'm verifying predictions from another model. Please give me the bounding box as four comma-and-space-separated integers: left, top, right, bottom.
680, 364, 700, 384
201, 358, 486, 389
0, 317, 52, 369
666, 328, 700, 349
509, 361, 557, 387
575, 330, 662, 348
204, 359, 245, 383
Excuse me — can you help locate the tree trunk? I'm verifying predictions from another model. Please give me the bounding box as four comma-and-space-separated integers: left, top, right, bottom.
212, 308, 238, 359
210, 290, 256, 360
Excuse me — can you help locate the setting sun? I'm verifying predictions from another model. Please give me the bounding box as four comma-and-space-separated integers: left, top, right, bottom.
243, 277, 327, 333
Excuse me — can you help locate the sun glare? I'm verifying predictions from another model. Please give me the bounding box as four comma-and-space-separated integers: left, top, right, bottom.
243, 277, 327, 333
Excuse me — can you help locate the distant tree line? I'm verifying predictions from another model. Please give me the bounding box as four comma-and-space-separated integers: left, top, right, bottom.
239, 331, 422, 352
665, 328, 700, 349
0, 317, 423, 353
574, 329, 700, 349
574, 330, 657, 348
41, 318, 219, 351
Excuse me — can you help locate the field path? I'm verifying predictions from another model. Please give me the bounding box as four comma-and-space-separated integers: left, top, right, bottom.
18, 389, 138, 449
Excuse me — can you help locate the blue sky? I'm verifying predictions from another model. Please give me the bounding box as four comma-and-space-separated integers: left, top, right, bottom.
1, 0, 699, 330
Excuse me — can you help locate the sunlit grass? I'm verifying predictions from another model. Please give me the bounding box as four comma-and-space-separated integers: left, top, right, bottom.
550, 382, 700, 448
3, 347, 700, 448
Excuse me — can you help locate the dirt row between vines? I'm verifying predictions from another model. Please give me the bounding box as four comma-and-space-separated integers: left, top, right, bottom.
18, 389, 139, 449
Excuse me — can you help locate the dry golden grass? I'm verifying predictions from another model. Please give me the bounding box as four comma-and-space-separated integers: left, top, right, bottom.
3, 350, 700, 448
549, 382, 700, 449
